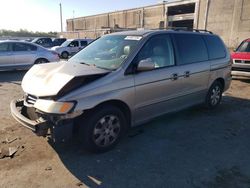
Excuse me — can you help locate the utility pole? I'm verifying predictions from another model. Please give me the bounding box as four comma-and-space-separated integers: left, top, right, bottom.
59, 3, 63, 32
72, 10, 75, 31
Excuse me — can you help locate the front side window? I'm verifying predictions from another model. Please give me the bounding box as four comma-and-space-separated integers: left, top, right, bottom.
69, 41, 79, 47
135, 34, 175, 69
36, 39, 43, 45
0, 43, 10, 52
69, 35, 141, 70
237, 41, 250, 52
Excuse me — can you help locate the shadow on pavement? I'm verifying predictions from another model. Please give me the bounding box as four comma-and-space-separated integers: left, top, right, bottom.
51, 96, 250, 188
232, 77, 250, 84
0, 70, 27, 83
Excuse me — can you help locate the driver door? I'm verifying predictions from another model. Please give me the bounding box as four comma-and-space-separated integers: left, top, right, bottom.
133, 34, 184, 124
68, 41, 80, 55
0, 42, 14, 67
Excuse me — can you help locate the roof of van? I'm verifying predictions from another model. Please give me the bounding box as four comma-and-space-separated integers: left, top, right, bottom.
109, 29, 214, 37
66, 38, 93, 41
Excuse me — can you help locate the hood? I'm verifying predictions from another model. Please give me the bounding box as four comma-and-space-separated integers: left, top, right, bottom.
22, 62, 110, 97
231, 52, 250, 60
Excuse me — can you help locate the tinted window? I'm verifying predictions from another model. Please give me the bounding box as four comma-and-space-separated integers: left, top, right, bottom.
35, 39, 43, 45
14, 43, 37, 51
204, 35, 226, 59
53, 38, 66, 46
136, 35, 175, 69
80, 41, 88, 46
27, 44, 37, 51
0, 43, 10, 52
173, 34, 208, 65
69, 41, 79, 47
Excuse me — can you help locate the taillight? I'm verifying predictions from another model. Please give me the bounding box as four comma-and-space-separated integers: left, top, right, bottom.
51, 51, 58, 56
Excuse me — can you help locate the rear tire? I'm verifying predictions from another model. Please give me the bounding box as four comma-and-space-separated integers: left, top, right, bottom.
61, 51, 69, 59
78, 105, 127, 153
34, 58, 48, 64
205, 81, 223, 109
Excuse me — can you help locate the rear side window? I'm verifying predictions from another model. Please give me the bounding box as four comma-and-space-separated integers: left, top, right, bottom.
173, 34, 208, 65
14, 43, 37, 51
204, 35, 226, 59
80, 41, 88, 46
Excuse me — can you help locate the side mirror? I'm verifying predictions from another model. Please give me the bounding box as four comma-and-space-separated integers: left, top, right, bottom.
137, 58, 155, 72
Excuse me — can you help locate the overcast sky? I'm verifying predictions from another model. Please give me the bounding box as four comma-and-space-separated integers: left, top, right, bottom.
0, 0, 164, 32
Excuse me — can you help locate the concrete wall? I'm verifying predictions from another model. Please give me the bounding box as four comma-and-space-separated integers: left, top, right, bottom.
63, 0, 250, 48
66, 4, 165, 31
198, 0, 250, 48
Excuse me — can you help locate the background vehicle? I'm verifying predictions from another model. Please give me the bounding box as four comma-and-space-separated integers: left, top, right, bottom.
32, 37, 53, 48
11, 30, 231, 153
52, 38, 66, 47
231, 38, 250, 77
0, 40, 59, 70
51, 38, 93, 59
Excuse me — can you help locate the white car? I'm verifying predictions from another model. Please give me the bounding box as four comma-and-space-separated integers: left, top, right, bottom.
51, 39, 93, 59
0, 40, 60, 71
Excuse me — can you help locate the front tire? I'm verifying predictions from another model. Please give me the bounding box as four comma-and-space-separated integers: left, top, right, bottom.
61, 51, 69, 59
205, 81, 223, 109
78, 105, 127, 153
34, 58, 48, 64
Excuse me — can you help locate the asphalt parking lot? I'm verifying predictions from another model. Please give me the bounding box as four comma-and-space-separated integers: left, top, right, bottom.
1, 71, 250, 188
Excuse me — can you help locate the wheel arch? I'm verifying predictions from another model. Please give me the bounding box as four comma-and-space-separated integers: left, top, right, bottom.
214, 77, 225, 91
34, 58, 49, 64
84, 99, 132, 127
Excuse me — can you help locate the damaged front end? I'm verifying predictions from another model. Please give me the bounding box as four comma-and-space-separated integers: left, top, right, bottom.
10, 98, 82, 142
10, 62, 110, 142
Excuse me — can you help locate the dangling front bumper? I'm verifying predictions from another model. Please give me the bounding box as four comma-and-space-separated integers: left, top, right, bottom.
10, 99, 48, 134
10, 99, 82, 142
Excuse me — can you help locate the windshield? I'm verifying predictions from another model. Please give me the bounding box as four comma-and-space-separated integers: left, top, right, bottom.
61, 40, 72, 47
68, 35, 141, 70
237, 41, 250, 52
31, 38, 39, 43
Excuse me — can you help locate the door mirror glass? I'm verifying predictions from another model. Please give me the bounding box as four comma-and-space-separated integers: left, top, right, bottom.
137, 58, 155, 72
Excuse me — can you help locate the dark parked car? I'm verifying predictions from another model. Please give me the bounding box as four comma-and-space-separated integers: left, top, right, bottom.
52, 38, 67, 47
32, 37, 53, 48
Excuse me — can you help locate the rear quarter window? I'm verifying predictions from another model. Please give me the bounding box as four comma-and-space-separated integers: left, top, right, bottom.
204, 35, 226, 59
80, 41, 88, 46
173, 33, 208, 65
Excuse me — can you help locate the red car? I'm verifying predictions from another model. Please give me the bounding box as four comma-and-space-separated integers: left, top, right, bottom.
231, 38, 250, 77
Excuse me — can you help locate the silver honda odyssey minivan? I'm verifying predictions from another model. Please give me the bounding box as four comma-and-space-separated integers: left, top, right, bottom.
11, 30, 232, 152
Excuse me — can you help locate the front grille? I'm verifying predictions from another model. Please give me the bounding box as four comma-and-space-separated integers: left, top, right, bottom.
25, 94, 38, 105
234, 60, 250, 64
232, 67, 250, 72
